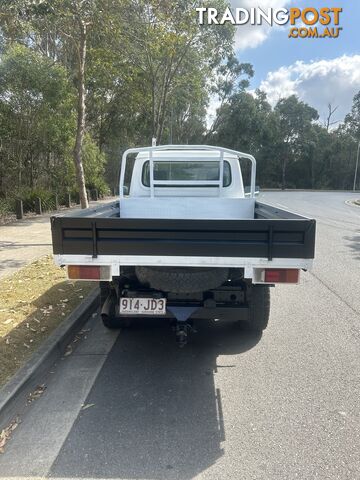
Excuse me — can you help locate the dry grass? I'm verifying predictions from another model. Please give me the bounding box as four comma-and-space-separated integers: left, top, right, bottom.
0, 256, 94, 386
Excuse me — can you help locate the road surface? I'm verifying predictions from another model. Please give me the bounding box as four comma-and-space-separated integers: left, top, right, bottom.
0, 192, 359, 480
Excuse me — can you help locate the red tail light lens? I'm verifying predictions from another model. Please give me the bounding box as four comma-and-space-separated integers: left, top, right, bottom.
68, 265, 111, 281
264, 269, 300, 284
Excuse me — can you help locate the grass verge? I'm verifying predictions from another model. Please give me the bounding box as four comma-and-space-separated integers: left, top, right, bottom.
0, 256, 94, 387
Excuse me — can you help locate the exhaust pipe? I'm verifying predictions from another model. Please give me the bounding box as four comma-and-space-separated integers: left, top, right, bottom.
101, 293, 116, 321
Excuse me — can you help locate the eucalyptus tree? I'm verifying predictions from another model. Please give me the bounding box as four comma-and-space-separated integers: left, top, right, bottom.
343, 91, 360, 138
0, 0, 105, 207
0, 0, 238, 197
116, 0, 234, 143
274, 95, 319, 189
0, 44, 75, 196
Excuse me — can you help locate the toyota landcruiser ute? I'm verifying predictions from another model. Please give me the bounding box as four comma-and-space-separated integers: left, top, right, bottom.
51, 145, 316, 346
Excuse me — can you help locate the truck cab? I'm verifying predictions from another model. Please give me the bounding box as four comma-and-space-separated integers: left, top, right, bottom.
121, 149, 255, 220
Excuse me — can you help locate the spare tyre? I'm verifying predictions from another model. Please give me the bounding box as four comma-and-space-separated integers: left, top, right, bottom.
135, 266, 229, 293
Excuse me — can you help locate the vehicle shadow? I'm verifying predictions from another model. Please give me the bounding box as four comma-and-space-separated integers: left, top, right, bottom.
50, 319, 261, 480
0, 258, 25, 275
344, 232, 360, 260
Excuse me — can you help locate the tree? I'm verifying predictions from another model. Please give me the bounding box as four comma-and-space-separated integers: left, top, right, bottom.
343, 91, 360, 139
3, 1, 358, 197
206, 55, 254, 139
324, 103, 339, 132
274, 95, 319, 189
0, 0, 103, 208
0, 44, 75, 195
43, 0, 99, 208
64, 1, 91, 208
118, 0, 234, 144
208, 89, 278, 185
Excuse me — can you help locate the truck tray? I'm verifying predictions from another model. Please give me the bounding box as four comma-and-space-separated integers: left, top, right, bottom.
51, 201, 316, 261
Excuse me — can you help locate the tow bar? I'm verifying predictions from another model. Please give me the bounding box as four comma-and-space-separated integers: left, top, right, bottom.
167, 306, 199, 347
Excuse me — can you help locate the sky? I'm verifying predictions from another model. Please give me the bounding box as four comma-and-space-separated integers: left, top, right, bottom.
215, 0, 360, 125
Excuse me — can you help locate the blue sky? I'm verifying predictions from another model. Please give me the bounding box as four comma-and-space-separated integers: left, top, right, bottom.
241, 0, 360, 86
227, 0, 360, 124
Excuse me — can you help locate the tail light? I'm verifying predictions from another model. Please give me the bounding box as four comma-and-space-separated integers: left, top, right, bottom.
264, 269, 300, 284
68, 265, 111, 281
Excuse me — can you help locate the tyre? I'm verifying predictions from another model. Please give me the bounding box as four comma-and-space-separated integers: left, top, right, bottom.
248, 285, 270, 332
135, 266, 229, 293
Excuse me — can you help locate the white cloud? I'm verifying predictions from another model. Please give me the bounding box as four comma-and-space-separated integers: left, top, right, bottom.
206, 1, 293, 126
259, 55, 360, 123
230, 0, 292, 51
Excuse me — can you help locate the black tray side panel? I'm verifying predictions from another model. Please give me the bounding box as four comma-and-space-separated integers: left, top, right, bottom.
51, 215, 316, 260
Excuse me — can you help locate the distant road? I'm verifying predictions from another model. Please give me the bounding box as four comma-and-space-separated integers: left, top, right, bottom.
0, 192, 359, 480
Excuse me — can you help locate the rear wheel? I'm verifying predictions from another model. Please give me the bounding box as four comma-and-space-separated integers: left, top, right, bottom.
248, 285, 270, 332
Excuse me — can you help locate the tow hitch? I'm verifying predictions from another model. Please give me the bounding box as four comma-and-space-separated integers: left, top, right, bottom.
167, 306, 199, 348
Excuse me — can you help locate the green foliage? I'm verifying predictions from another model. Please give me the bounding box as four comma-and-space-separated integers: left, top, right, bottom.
0, 44, 76, 195
0, 188, 58, 216
53, 135, 110, 196
0, 0, 359, 202
0, 198, 16, 218
21, 188, 57, 212
0, 1, 236, 200
343, 92, 360, 139
82, 135, 109, 196
210, 88, 360, 190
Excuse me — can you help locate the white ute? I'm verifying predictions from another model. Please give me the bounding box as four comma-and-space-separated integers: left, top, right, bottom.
51, 145, 316, 346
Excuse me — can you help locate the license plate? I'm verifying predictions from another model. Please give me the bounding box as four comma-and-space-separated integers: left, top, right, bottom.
119, 297, 167, 315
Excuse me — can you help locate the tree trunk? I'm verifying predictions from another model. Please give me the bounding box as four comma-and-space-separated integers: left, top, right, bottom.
155, 75, 171, 144
151, 78, 156, 139
281, 158, 286, 190
73, 20, 88, 209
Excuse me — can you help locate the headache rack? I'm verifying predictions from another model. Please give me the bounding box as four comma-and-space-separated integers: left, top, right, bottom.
119, 145, 257, 198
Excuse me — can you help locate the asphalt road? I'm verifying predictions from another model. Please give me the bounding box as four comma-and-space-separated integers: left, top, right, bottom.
1, 192, 360, 480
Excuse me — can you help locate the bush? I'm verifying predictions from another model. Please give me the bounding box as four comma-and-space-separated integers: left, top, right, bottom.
0, 198, 16, 217
0, 189, 63, 218
21, 189, 57, 213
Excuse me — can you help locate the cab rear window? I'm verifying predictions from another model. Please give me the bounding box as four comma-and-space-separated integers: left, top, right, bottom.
142, 161, 232, 187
